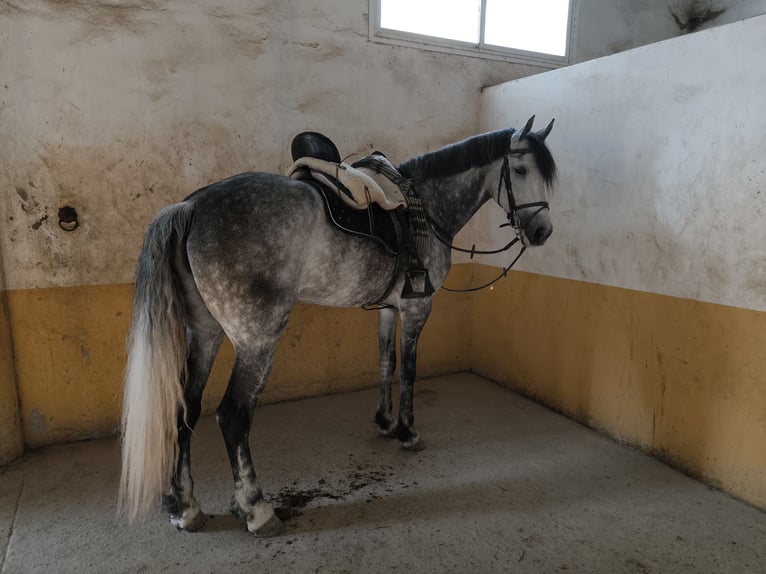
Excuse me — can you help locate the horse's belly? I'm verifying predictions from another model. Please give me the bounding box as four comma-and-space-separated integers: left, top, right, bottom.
297, 237, 398, 307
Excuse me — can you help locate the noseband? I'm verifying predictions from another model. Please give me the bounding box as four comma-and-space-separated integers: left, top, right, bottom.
498, 152, 550, 238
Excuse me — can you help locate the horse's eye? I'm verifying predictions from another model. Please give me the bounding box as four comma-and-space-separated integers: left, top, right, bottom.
514, 166, 528, 176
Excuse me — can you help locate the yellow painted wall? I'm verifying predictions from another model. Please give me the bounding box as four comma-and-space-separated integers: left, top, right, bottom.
6, 266, 472, 449
468, 265, 766, 509
0, 290, 23, 464
6, 261, 766, 511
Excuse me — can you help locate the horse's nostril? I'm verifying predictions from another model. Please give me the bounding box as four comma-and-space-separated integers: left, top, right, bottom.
533, 225, 552, 245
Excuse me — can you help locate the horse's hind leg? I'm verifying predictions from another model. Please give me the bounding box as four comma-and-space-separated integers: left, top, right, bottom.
375, 307, 398, 435
217, 324, 287, 536
164, 311, 223, 531
394, 298, 432, 451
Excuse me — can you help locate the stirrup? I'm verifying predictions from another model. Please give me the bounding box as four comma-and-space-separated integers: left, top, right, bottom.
402, 268, 434, 298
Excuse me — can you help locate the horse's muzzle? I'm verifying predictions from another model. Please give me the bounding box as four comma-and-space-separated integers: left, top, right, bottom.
526, 220, 553, 246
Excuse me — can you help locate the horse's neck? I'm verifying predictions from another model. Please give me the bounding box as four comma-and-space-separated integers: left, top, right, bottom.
417, 161, 499, 239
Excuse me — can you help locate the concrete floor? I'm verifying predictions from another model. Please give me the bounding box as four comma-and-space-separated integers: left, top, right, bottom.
1, 373, 764, 574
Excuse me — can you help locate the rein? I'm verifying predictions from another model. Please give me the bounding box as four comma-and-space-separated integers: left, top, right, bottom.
437, 153, 548, 293
434, 224, 527, 293
441, 243, 527, 293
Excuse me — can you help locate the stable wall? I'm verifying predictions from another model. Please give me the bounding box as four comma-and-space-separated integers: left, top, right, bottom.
0, 1, 694, 460
470, 15, 766, 508
7, 281, 473, 447
0, 251, 22, 463
677, 0, 766, 31
572, 0, 678, 62
0, 0, 517, 454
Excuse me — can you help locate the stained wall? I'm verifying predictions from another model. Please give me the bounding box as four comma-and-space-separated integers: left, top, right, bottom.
0, 1, 692, 462
0, 0, 529, 455
572, 0, 679, 62
669, 0, 766, 32
0, 251, 22, 463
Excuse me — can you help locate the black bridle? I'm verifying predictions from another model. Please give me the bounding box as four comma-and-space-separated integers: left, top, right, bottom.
499, 151, 550, 233
437, 151, 550, 293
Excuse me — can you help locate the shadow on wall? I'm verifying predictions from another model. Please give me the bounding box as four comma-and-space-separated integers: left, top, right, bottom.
668, 0, 727, 32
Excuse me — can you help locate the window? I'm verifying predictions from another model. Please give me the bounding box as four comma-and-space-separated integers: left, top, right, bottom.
370, 0, 574, 67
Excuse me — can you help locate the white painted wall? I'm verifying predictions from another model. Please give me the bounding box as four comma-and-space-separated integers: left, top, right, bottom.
0, 0, 691, 293
470, 14, 766, 312
0, 0, 550, 291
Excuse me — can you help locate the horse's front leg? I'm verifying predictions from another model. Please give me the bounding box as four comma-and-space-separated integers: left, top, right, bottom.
375, 306, 398, 436
394, 298, 432, 451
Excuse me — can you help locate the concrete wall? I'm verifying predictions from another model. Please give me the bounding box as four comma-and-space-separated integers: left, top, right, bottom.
571, 0, 766, 62
668, 0, 766, 32
0, 0, 537, 455
0, 250, 23, 463
574, 0, 766, 55
471, 15, 766, 508
0, 1, 706, 461
1, 0, 548, 293
573, 0, 679, 62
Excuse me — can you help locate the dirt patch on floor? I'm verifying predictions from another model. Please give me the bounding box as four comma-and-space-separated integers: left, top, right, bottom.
271, 465, 399, 520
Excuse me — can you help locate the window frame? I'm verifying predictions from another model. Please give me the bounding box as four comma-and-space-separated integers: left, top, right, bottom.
369, 0, 576, 68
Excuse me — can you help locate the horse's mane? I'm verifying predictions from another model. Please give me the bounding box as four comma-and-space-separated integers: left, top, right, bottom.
398, 128, 557, 187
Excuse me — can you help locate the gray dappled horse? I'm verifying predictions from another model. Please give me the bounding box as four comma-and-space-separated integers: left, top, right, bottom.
119, 117, 557, 536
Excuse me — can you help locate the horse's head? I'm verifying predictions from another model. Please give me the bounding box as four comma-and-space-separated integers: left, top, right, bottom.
496, 116, 557, 247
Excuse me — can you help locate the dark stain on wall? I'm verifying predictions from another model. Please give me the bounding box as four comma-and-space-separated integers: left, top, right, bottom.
31, 215, 48, 230
669, 2, 726, 32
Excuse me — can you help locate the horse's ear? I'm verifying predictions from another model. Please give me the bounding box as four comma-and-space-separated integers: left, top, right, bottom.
538, 118, 555, 140
519, 115, 535, 138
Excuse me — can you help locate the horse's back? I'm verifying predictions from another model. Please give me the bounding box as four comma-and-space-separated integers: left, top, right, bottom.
184, 171, 308, 201
180, 173, 320, 323
185, 171, 322, 245
181, 171, 396, 316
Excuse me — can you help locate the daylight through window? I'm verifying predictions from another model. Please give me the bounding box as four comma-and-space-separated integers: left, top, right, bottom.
375, 0, 573, 64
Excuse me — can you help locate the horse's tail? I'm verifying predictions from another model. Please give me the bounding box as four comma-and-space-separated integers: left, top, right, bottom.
119, 201, 196, 522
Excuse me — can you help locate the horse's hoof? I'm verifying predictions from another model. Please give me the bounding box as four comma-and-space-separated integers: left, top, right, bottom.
170, 508, 207, 532
377, 422, 398, 438
249, 513, 285, 537
246, 503, 285, 537
401, 435, 426, 451
375, 411, 397, 437
393, 422, 425, 450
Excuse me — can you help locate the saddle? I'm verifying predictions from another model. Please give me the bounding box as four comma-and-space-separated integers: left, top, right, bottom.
289, 131, 433, 300
288, 156, 407, 211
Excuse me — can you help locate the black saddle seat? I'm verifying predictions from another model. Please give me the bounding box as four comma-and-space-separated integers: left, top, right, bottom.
291, 131, 341, 163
